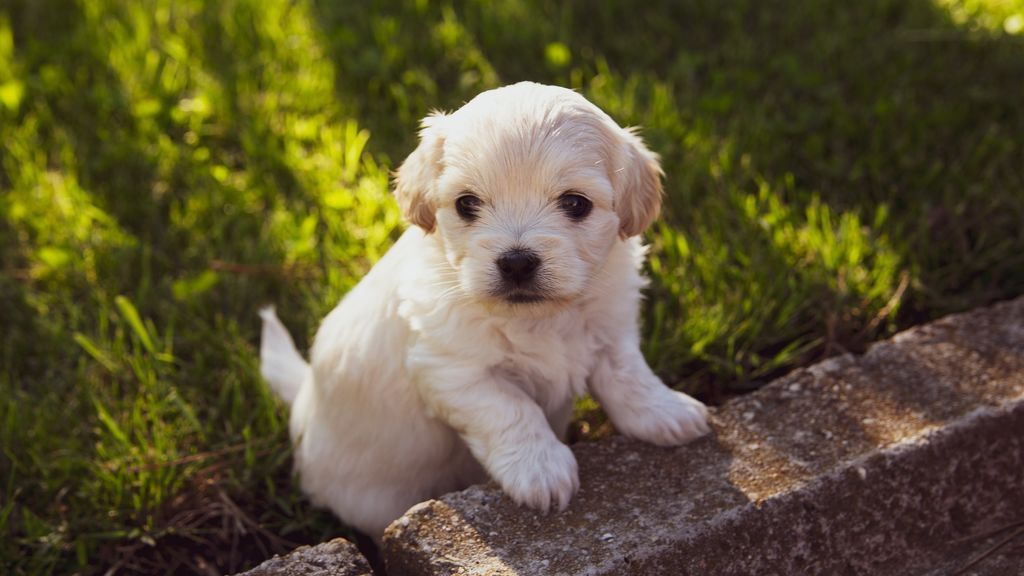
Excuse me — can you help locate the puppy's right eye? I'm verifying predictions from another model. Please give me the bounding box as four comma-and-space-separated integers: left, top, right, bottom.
455, 194, 483, 221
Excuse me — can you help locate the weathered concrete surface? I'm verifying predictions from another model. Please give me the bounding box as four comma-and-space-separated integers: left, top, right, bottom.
235, 538, 372, 576
382, 297, 1024, 575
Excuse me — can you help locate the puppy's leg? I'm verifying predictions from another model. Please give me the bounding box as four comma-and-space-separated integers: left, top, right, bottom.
412, 362, 579, 513
589, 346, 710, 447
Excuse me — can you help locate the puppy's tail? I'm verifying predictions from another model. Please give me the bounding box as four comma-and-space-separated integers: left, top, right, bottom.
258, 306, 310, 406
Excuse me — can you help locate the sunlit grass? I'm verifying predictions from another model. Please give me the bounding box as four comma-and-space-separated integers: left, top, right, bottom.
937, 0, 1024, 33
1, 0, 396, 572
2, 0, 1023, 573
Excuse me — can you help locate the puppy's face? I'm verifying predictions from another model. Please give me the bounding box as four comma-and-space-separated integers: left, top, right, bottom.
394, 83, 663, 310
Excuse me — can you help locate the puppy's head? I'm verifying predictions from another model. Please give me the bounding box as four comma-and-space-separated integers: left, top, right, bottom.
394, 82, 663, 309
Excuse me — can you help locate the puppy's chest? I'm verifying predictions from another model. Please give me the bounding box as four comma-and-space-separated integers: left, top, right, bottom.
489, 315, 597, 405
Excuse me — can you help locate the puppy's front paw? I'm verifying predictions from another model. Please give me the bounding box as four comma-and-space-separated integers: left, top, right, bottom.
491, 440, 579, 513
616, 389, 710, 447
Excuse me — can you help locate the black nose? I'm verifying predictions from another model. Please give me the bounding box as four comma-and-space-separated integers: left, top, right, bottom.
496, 249, 541, 284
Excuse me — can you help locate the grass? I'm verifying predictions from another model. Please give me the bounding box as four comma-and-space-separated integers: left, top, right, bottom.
1, 0, 1023, 573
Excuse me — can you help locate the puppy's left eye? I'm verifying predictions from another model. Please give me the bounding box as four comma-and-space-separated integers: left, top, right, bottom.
557, 193, 592, 221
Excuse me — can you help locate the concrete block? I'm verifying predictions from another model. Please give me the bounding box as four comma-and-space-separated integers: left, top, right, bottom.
382, 297, 1024, 575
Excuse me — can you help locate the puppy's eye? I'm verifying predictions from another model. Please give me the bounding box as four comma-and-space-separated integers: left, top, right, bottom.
557, 193, 592, 221
455, 194, 483, 221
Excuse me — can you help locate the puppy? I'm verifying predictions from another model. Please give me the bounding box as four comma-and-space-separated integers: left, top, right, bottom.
260, 82, 709, 541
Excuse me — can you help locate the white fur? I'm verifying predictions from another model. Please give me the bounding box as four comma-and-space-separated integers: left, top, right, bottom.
260, 82, 710, 540
259, 306, 308, 405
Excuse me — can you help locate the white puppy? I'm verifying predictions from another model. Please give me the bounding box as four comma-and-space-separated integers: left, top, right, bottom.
260, 82, 709, 541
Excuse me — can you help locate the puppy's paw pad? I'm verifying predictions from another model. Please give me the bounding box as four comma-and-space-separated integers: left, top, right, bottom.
494, 441, 579, 514
619, 391, 710, 447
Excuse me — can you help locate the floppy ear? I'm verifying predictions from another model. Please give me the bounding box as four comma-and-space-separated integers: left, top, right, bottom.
394, 112, 447, 232
611, 127, 664, 238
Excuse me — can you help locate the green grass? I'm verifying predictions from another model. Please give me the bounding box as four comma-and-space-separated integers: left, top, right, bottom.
2, 0, 1023, 573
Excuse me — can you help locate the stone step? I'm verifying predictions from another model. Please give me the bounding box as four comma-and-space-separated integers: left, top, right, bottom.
382, 297, 1024, 575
